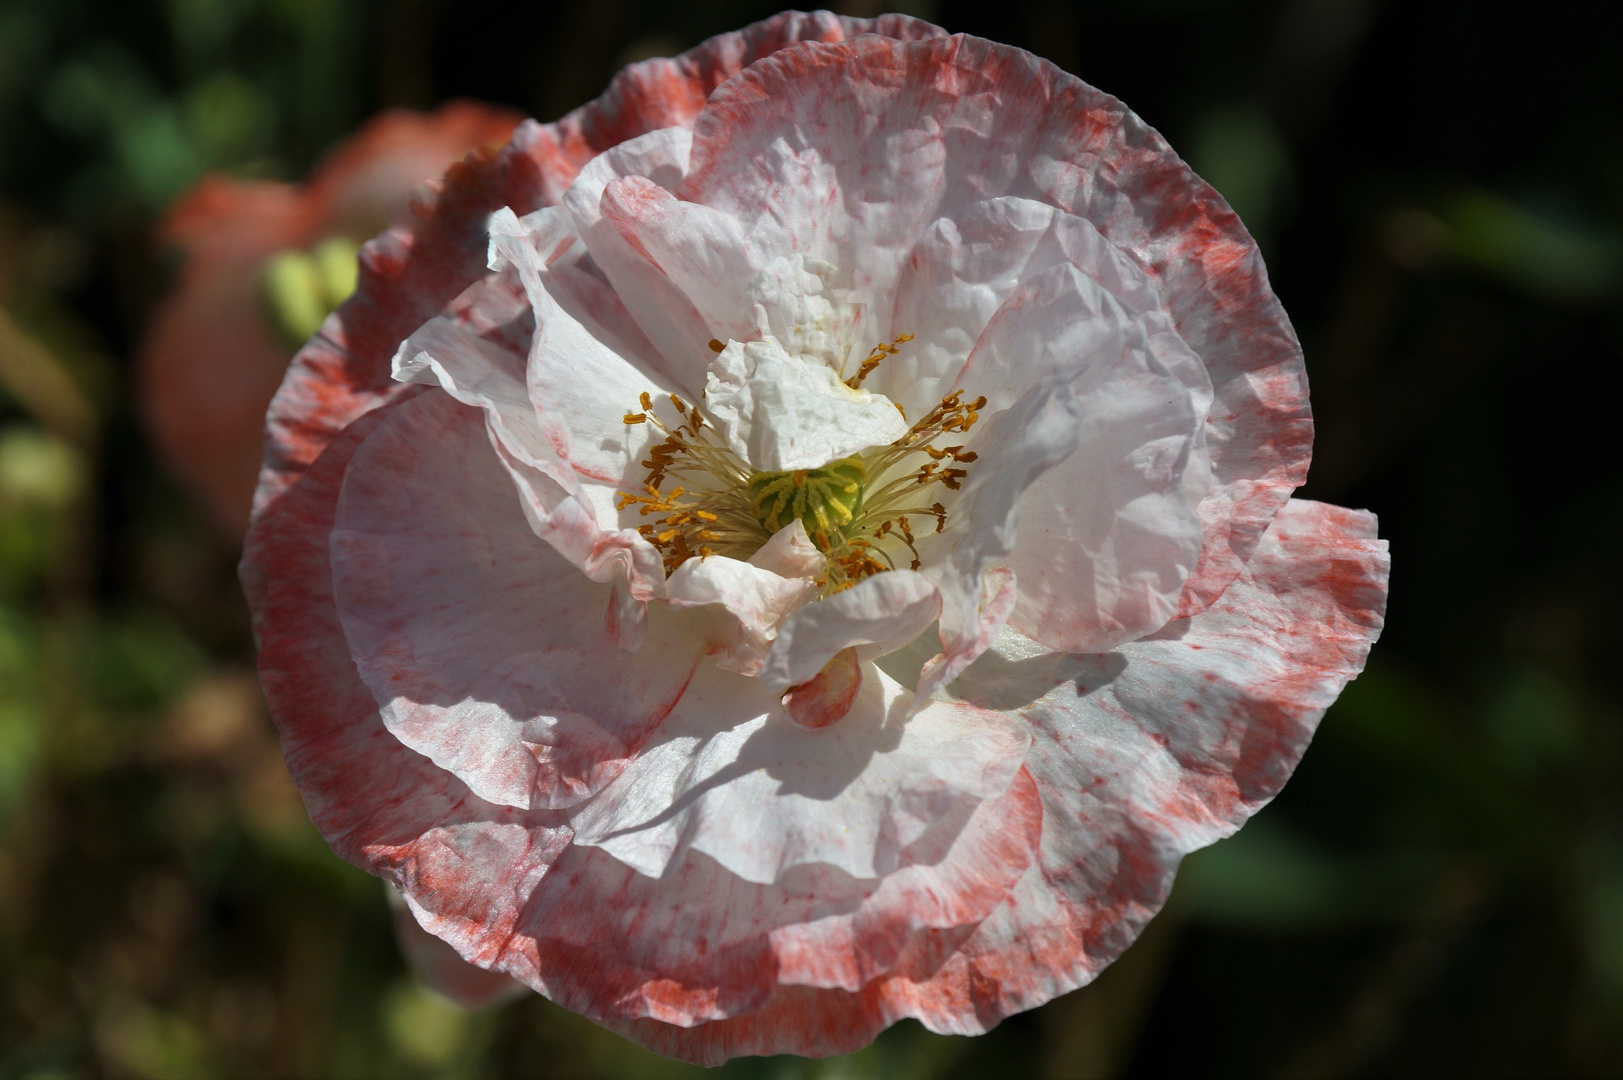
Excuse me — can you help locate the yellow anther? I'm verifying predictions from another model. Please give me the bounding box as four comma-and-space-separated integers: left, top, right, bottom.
708, 339, 725, 353
615, 342, 978, 589
639, 391, 653, 410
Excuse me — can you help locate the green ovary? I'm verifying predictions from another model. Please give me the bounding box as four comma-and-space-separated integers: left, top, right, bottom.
747, 456, 866, 551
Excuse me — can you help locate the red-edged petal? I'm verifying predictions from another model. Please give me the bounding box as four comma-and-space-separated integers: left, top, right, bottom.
501, 765, 1040, 1029
239, 394, 573, 976
682, 33, 1310, 616
577, 497, 1386, 1063
252, 10, 949, 523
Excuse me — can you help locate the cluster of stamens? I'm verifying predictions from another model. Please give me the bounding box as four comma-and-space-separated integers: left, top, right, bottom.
616, 335, 985, 593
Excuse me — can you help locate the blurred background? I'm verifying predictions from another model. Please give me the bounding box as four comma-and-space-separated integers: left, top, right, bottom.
1, 0, 1620, 1076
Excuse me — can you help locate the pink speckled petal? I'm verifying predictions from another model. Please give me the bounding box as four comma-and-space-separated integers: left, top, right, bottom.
387, 885, 527, 1010
568, 661, 1028, 885
682, 33, 1310, 617
240, 397, 573, 986
241, 14, 1378, 1068
503, 763, 1037, 1029
330, 391, 705, 810
584, 497, 1386, 1064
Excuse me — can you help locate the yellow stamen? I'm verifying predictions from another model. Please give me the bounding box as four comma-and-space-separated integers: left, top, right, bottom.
615, 333, 982, 588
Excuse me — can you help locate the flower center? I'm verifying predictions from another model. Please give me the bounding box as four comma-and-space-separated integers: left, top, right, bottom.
617, 336, 984, 592
747, 457, 866, 549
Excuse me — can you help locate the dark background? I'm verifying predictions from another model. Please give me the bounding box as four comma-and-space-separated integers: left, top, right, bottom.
2, 1, 1621, 1076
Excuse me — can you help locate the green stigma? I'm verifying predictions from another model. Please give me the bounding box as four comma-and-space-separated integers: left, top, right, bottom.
747, 456, 866, 551
262, 236, 361, 349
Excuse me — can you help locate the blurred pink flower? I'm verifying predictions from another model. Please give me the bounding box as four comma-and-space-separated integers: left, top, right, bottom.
240, 11, 1389, 1063
139, 102, 522, 534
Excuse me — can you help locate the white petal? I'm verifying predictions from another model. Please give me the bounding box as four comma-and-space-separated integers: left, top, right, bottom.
390, 267, 565, 487
760, 571, 941, 696
567, 662, 1030, 884
330, 390, 706, 810
932, 262, 1207, 658
747, 519, 827, 579
387, 264, 663, 604
704, 338, 907, 471
883, 197, 1212, 423
561, 130, 714, 393
589, 176, 871, 373
913, 379, 1086, 699
485, 205, 695, 604
664, 555, 820, 675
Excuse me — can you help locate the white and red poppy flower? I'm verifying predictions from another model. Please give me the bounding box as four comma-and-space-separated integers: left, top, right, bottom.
139, 101, 522, 534
241, 10, 1389, 1063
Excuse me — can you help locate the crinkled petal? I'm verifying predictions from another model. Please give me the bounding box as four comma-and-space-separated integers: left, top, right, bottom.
588, 174, 864, 374
885, 198, 1209, 419
948, 261, 1207, 653
567, 661, 1029, 885
665, 554, 820, 675
915, 379, 1085, 701
747, 519, 827, 579
330, 391, 705, 810
480, 206, 672, 601
589, 498, 1387, 1065
487, 205, 668, 489
240, 14, 1371, 1069
761, 571, 942, 696
681, 32, 1310, 617
915, 566, 1017, 708
704, 337, 907, 470
388, 885, 527, 1009
390, 266, 564, 483
561, 129, 715, 392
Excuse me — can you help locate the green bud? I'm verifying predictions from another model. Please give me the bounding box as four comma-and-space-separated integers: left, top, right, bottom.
262, 236, 361, 349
